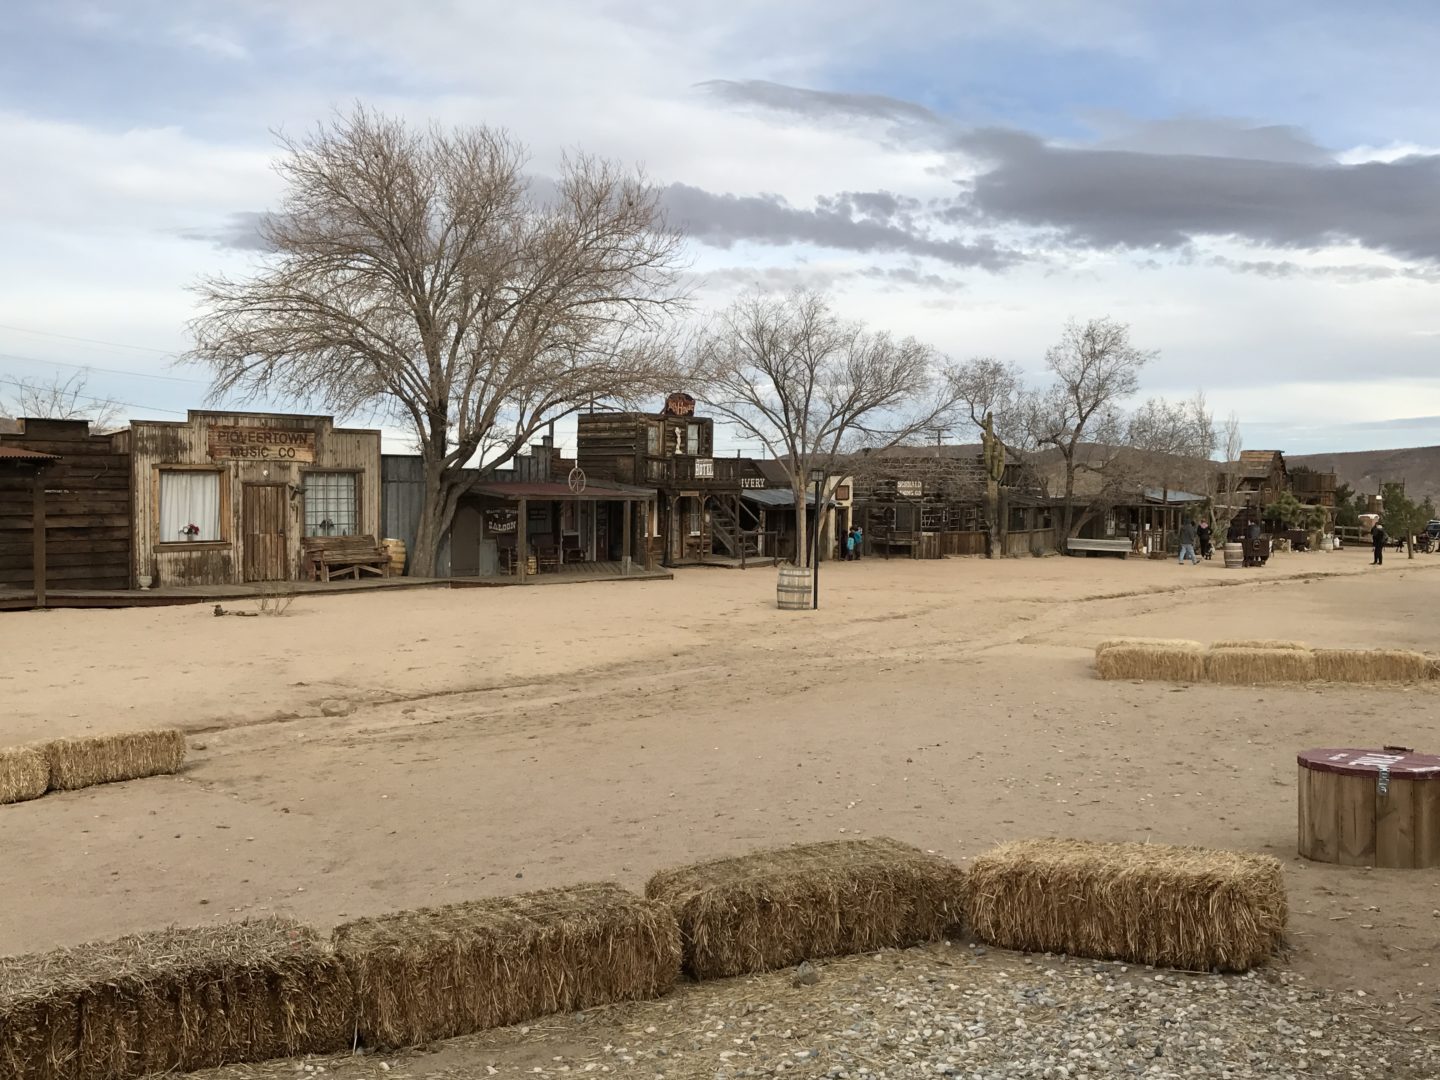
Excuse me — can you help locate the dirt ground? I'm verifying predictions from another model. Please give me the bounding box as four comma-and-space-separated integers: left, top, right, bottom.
3, 546, 1440, 1015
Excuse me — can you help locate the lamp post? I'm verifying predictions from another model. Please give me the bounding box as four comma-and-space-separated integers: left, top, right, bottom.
809, 467, 824, 610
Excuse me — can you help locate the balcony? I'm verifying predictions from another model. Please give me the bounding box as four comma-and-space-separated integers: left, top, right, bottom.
642, 455, 749, 488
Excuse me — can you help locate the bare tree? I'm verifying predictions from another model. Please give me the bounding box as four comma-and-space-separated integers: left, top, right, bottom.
1208, 413, 1245, 538
950, 357, 1031, 448
689, 290, 959, 567
1126, 393, 1216, 494
188, 107, 686, 576
1026, 318, 1154, 548
1, 370, 122, 432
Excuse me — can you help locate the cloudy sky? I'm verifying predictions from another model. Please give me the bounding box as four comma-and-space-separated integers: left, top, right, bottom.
2, 0, 1439, 454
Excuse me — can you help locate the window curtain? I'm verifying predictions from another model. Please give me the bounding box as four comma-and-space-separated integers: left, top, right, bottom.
159, 471, 221, 542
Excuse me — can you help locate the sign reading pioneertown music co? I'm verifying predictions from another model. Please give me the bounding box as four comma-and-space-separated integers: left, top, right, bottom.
207, 426, 317, 462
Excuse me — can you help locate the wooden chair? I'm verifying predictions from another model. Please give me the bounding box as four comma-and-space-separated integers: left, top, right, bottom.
562, 535, 585, 564
533, 538, 561, 573
495, 535, 518, 575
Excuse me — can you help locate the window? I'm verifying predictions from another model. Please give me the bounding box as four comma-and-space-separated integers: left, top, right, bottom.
159, 470, 222, 543
645, 423, 661, 455
685, 423, 700, 455
304, 472, 359, 536
687, 498, 701, 536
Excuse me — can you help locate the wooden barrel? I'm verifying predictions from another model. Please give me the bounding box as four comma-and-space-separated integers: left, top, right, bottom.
776, 565, 812, 610
1222, 542, 1244, 568
1298, 748, 1440, 868
381, 538, 407, 577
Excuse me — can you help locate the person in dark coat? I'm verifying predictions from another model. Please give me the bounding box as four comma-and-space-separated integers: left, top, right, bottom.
1372, 519, 1387, 565
1196, 519, 1213, 560
1177, 517, 1199, 565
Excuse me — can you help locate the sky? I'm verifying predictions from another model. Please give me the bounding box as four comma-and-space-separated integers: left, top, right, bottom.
1, 1, 1439, 456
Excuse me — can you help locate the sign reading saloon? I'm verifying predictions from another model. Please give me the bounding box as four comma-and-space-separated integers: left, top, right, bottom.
208, 427, 317, 462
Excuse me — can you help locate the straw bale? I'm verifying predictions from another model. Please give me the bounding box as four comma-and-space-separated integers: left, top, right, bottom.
333, 882, 679, 1049
1311, 648, 1433, 684
40, 729, 185, 792
0, 918, 353, 1080
1095, 637, 1204, 656
1210, 639, 1309, 650
1094, 644, 1206, 683
645, 838, 966, 980
1204, 647, 1316, 684
0, 746, 49, 804
966, 838, 1285, 972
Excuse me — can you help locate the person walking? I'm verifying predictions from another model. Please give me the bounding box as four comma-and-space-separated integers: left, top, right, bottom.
844, 526, 857, 561
853, 523, 863, 560
1196, 519, 1213, 560
1372, 519, 1387, 565
1177, 517, 1199, 565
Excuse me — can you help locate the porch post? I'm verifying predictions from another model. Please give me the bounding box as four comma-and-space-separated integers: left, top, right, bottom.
517, 497, 528, 583
32, 465, 47, 609
622, 498, 633, 575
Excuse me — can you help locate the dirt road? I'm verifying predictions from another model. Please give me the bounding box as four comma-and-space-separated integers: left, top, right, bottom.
3, 547, 1438, 1013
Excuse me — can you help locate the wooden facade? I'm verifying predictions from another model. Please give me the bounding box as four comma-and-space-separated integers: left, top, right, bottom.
0, 419, 131, 591
577, 402, 758, 566
128, 411, 381, 587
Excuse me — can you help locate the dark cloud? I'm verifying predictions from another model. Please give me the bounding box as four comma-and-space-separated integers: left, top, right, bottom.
178, 210, 274, 251
1206, 255, 1440, 283
659, 183, 1015, 269
704, 79, 1440, 267
1090, 116, 1333, 165
956, 128, 1440, 262
696, 79, 941, 128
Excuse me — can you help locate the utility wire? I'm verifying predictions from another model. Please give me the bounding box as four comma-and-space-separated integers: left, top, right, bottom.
0, 375, 188, 417
0, 321, 180, 356
0, 350, 202, 384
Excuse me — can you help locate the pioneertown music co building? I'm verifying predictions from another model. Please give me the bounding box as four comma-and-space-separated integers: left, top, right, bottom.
124, 410, 381, 588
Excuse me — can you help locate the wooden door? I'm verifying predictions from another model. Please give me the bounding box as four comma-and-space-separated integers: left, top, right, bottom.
451, 504, 481, 576
242, 484, 288, 582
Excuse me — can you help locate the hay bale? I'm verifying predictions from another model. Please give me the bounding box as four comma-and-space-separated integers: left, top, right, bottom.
0, 918, 353, 1080
1094, 643, 1206, 683
1095, 637, 1204, 656
1311, 649, 1433, 684
645, 838, 966, 980
1210, 639, 1309, 650
966, 838, 1285, 972
1205, 647, 1316, 684
333, 882, 679, 1049
0, 746, 49, 805
40, 729, 185, 792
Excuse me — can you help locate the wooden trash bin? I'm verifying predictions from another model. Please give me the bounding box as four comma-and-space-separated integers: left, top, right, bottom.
1298, 747, 1440, 868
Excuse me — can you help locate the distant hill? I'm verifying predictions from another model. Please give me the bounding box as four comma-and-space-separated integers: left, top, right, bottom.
1289, 446, 1440, 502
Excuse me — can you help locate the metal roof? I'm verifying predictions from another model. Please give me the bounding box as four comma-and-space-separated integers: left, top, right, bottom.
1142, 488, 1207, 504
468, 480, 654, 501
0, 446, 60, 462
741, 488, 832, 507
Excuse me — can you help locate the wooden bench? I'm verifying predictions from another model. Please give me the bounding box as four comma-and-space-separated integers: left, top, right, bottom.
302, 535, 389, 581
1067, 538, 1131, 558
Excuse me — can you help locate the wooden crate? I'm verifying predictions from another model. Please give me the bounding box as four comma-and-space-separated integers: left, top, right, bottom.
1298, 748, 1440, 869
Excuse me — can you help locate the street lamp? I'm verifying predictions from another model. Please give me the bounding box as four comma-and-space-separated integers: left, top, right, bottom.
809, 467, 825, 610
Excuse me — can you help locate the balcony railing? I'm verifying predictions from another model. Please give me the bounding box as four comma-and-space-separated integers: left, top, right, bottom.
642, 455, 748, 486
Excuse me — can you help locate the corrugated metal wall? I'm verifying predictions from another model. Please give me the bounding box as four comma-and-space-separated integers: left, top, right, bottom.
381, 455, 449, 576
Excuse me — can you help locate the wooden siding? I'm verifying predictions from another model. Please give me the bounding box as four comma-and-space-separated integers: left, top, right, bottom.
130, 411, 381, 587
0, 419, 131, 589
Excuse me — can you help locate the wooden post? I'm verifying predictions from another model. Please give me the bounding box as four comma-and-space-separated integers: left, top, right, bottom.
516, 497, 528, 583
32, 465, 47, 609
622, 498, 632, 574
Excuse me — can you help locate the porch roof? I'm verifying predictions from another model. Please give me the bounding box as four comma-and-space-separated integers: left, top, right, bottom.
468, 480, 653, 502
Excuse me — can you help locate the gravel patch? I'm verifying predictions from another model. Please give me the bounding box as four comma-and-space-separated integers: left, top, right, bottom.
199, 944, 1439, 1080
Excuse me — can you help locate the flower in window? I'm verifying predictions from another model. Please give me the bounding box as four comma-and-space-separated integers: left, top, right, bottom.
181, 523, 201, 537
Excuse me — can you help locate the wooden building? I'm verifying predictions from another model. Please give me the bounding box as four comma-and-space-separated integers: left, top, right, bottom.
0, 419, 131, 593
126, 411, 381, 587
849, 450, 1055, 558
1071, 487, 1208, 554
576, 394, 758, 566
1231, 450, 1290, 506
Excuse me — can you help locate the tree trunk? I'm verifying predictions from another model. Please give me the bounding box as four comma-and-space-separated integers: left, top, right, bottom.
792, 480, 810, 568
985, 478, 999, 559
1059, 453, 1077, 552
410, 458, 461, 579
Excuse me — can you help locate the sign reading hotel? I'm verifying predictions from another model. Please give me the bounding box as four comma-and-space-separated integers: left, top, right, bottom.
208, 426, 317, 462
